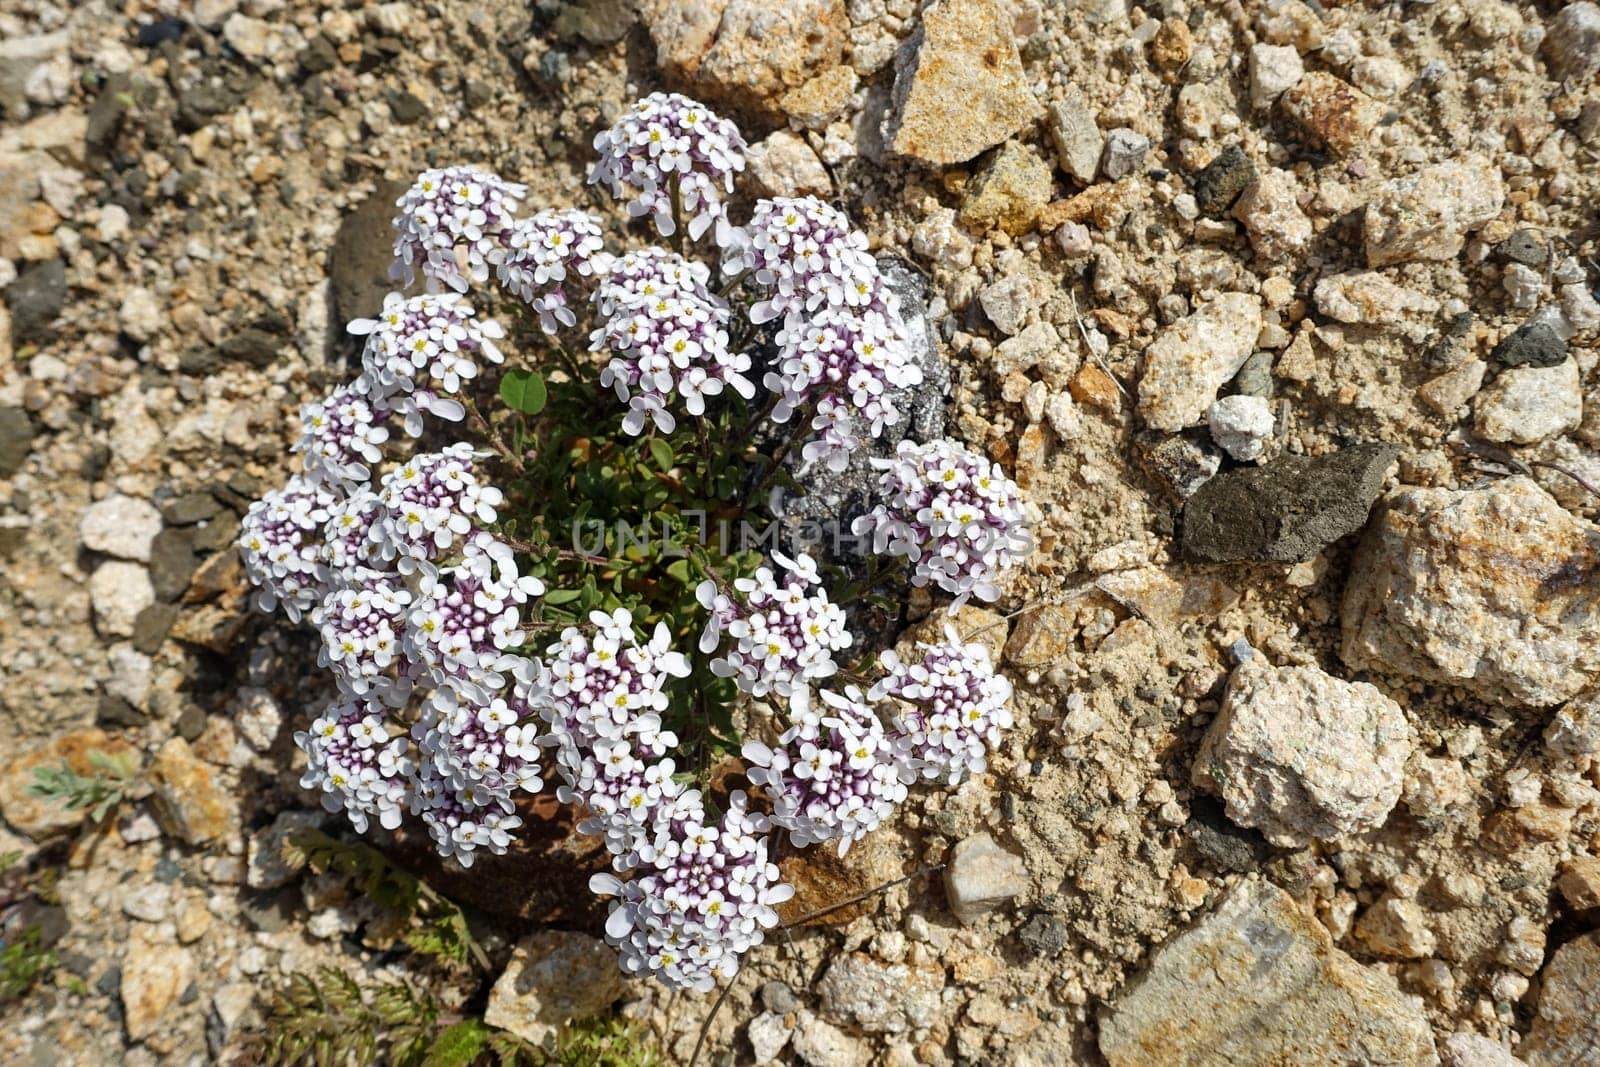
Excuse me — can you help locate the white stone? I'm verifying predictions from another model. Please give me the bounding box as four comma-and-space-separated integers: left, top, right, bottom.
1351, 55, 1412, 98
1047, 89, 1102, 184
1441, 1032, 1524, 1067
121, 883, 172, 923
1364, 156, 1505, 267
193, 0, 241, 29
748, 1012, 794, 1064
105, 643, 153, 709
1474, 360, 1582, 445
745, 130, 831, 198
791, 1012, 870, 1067
1193, 655, 1412, 847
484, 930, 627, 1048
978, 272, 1038, 336
90, 562, 154, 638
1138, 292, 1264, 431
1503, 262, 1544, 309
1314, 271, 1440, 325
1342, 477, 1600, 707
1234, 169, 1312, 261
119, 287, 161, 342
1250, 43, 1304, 109
80, 494, 163, 562
232, 687, 282, 751
1546, 693, 1600, 757
944, 832, 1028, 923
1207, 395, 1274, 462
222, 14, 275, 59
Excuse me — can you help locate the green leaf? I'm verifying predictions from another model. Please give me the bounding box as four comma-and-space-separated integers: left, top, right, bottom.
647, 437, 674, 472
422, 1020, 490, 1067
499, 370, 548, 415
544, 587, 582, 605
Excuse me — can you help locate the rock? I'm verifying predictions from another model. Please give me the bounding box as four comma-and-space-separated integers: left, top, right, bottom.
1557, 856, 1600, 909
1354, 896, 1437, 958
885, 0, 1039, 165
330, 179, 406, 331
5, 257, 66, 344
118, 287, 161, 342
1474, 361, 1583, 444
131, 603, 180, 655
1364, 156, 1505, 267
550, 0, 638, 45
748, 1012, 794, 1063
222, 14, 275, 59
992, 321, 1074, 382
943, 832, 1027, 923
0, 729, 139, 838
816, 954, 944, 1033
1207, 395, 1274, 462
1441, 1033, 1524, 1067
978, 273, 1041, 336
780, 822, 910, 926
1543, 2, 1600, 82
1279, 72, 1382, 156
1314, 271, 1439, 325
1194, 656, 1411, 847
745, 130, 831, 197
1138, 293, 1265, 431
1181, 443, 1399, 563
0, 406, 34, 476
150, 737, 236, 844
640, 0, 846, 118
1136, 433, 1223, 502
1250, 43, 1304, 109
761, 981, 800, 1014
1522, 932, 1600, 1066
959, 141, 1053, 236
484, 930, 628, 1048
1418, 360, 1488, 416
105, 644, 153, 711
1503, 263, 1544, 309
247, 810, 325, 890
1493, 321, 1568, 369
1099, 879, 1437, 1066
79, 494, 163, 562
90, 561, 155, 638
792, 1013, 870, 1067
1233, 168, 1311, 261
1546, 693, 1600, 756
149, 527, 199, 602
780, 66, 856, 128
0, 32, 69, 118
121, 883, 172, 924
1341, 477, 1600, 707
1048, 89, 1102, 184
1193, 145, 1257, 218
1499, 229, 1548, 269
1101, 128, 1150, 181
122, 937, 195, 1042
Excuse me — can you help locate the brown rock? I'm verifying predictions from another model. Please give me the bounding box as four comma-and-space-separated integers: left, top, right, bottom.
959, 140, 1054, 235
1279, 72, 1384, 156
1070, 363, 1124, 411
779, 66, 857, 128
779, 827, 910, 926
0, 729, 140, 838
149, 737, 237, 844
1522, 932, 1600, 1066
886, 0, 1040, 165
1557, 856, 1600, 910
484, 930, 628, 1049
121, 935, 195, 1042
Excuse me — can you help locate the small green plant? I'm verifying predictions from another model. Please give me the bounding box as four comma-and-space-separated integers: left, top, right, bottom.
0, 926, 56, 1004
25, 748, 139, 824
280, 828, 484, 970
256, 967, 658, 1067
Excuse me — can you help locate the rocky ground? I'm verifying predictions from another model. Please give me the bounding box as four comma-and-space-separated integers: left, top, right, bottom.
2, 0, 1600, 1064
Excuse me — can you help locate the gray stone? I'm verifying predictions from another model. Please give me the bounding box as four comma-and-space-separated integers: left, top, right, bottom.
1439, 1033, 1523, 1067
1135, 432, 1223, 503
148, 527, 199, 602
131, 603, 179, 655
1522, 932, 1600, 1066
1231, 350, 1275, 398
1193, 145, 1257, 218
1181, 443, 1398, 563
247, 810, 325, 890
551, 0, 638, 45
121, 883, 172, 923
1101, 128, 1151, 181
1499, 229, 1549, 269
6, 258, 66, 345
0, 406, 34, 477
1048, 89, 1102, 185
816, 953, 944, 1034
1099, 879, 1437, 1067
1543, 2, 1600, 83
1493, 321, 1568, 368
161, 492, 222, 526
330, 180, 406, 332
760, 980, 799, 1014
1474, 360, 1583, 445
1185, 796, 1273, 873
1341, 477, 1600, 708
943, 832, 1028, 923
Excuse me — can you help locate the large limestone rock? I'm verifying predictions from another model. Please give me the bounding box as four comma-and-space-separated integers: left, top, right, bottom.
884, 0, 1039, 165
484, 930, 628, 1048
1521, 931, 1600, 1066
1099, 879, 1437, 1066
639, 0, 847, 119
1363, 156, 1505, 267
1342, 478, 1600, 708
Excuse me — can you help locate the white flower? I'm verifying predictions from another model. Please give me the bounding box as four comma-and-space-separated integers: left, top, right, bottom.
391, 166, 526, 292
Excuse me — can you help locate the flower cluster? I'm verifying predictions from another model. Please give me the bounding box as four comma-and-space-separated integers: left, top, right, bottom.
497, 209, 607, 334
589, 92, 747, 242
592, 249, 755, 435
871, 626, 1014, 786
744, 688, 909, 855
238, 475, 338, 623
854, 439, 1029, 605
726, 197, 925, 473
391, 166, 526, 293
697, 551, 852, 698
237, 92, 1030, 992
350, 293, 506, 437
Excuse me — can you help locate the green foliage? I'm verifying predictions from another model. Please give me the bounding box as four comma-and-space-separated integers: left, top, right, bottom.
26, 748, 139, 824
500, 370, 548, 415
0, 926, 55, 1004
256, 967, 660, 1067
280, 828, 482, 969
